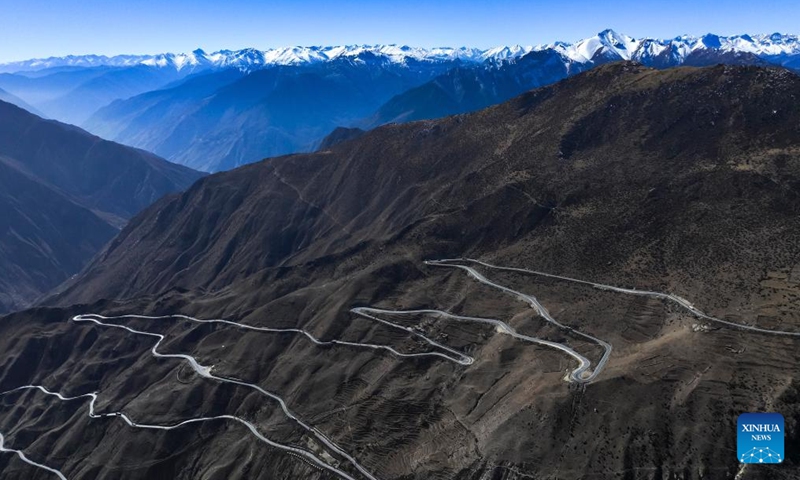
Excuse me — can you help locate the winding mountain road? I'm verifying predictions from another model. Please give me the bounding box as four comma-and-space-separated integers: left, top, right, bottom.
445, 258, 800, 337
3, 257, 798, 478
0, 429, 67, 480
425, 259, 613, 382
350, 308, 474, 365
353, 307, 593, 381
81, 313, 466, 365
0, 385, 362, 480
72, 315, 378, 480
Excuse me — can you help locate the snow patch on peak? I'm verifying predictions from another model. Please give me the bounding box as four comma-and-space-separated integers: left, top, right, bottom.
482, 45, 534, 62
552, 29, 640, 63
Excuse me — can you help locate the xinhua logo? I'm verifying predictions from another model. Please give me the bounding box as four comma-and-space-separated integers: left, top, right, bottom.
737, 413, 784, 464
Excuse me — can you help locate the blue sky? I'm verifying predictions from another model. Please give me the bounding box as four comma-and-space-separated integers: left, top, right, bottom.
2, 0, 799, 62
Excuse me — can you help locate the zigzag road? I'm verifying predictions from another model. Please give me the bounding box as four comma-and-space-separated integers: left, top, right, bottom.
0, 428, 67, 480
0, 385, 362, 480
353, 307, 594, 382
71, 314, 378, 480
448, 258, 800, 337
3, 258, 797, 478
425, 259, 612, 382
422, 257, 800, 382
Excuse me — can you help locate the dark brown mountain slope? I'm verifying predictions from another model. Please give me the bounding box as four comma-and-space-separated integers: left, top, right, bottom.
2, 63, 799, 479
0, 101, 203, 221
0, 159, 116, 315
58, 63, 800, 311
0, 101, 204, 313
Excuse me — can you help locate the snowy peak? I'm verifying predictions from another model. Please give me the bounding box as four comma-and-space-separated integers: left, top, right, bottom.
481, 45, 535, 62
3, 31, 800, 74
597, 29, 638, 55
557, 29, 639, 62
140, 51, 210, 70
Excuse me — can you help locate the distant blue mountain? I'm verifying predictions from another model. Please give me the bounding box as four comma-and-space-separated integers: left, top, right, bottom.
85, 57, 466, 171
2, 30, 799, 171
0, 66, 187, 125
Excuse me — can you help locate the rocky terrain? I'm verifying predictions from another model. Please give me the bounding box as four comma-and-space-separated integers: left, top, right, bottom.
1, 63, 799, 479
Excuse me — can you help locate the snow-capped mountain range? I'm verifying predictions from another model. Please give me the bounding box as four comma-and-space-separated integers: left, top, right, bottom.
2, 29, 799, 173
3, 30, 799, 73
549, 30, 800, 64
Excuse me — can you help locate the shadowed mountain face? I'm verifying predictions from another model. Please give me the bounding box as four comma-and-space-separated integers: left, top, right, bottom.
0, 101, 204, 313
2, 64, 800, 479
